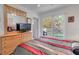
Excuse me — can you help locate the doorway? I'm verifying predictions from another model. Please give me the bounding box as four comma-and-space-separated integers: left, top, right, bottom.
32, 17, 39, 38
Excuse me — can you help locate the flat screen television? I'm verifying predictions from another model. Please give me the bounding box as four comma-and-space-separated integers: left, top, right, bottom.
16, 23, 31, 32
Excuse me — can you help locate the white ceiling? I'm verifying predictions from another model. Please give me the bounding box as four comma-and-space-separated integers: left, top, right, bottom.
19, 4, 69, 13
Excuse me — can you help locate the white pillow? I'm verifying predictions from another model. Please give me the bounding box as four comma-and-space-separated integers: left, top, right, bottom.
72, 42, 79, 50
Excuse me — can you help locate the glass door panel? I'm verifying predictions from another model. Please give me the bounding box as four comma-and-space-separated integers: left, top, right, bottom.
42, 15, 65, 39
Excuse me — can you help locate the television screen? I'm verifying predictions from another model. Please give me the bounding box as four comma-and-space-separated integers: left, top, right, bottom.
16, 23, 31, 32
27, 24, 31, 30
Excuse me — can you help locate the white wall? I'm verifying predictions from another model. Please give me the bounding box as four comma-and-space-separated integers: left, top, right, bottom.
0, 4, 4, 35
39, 5, 79, 41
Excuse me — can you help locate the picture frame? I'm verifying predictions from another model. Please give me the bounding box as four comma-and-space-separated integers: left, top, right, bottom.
68, 16, 74, 22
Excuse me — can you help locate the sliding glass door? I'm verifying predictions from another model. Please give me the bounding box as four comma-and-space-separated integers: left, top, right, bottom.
52, 15, 65, 39
42, 15, 65, 39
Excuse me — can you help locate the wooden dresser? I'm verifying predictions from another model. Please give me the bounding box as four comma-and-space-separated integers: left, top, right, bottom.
0, 32, 32, 55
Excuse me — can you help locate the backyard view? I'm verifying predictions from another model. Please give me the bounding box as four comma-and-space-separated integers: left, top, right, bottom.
42, 15, 65, 39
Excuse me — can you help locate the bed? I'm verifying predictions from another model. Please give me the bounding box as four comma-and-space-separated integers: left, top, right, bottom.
14, 36, 77, 55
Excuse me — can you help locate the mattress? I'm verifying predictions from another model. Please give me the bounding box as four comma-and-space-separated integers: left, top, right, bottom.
14, 37, 75, 55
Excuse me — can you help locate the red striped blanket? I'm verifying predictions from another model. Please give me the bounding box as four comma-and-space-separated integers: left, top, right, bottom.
17, 36, 75, 55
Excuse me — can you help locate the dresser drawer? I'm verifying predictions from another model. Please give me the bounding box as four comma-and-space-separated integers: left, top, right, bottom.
22, 32, 30, 36
2, 36, 17, 49
5, 36, 15, 40
15, 35, 21, 40
2, 44, 17, 55
22, 32, 32, 38
14, 35, 22, 45
2, 40, 16, 48
2, 47, 15, 55
2, 42, 17, 49
22, 34, 32, 42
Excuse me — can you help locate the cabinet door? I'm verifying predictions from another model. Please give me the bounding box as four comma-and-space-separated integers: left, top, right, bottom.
2, 47, 15, 55
4, 36, 17, 46
14, 35, 22, 45
2, 36, 17, 55
22, 32, 32, 42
